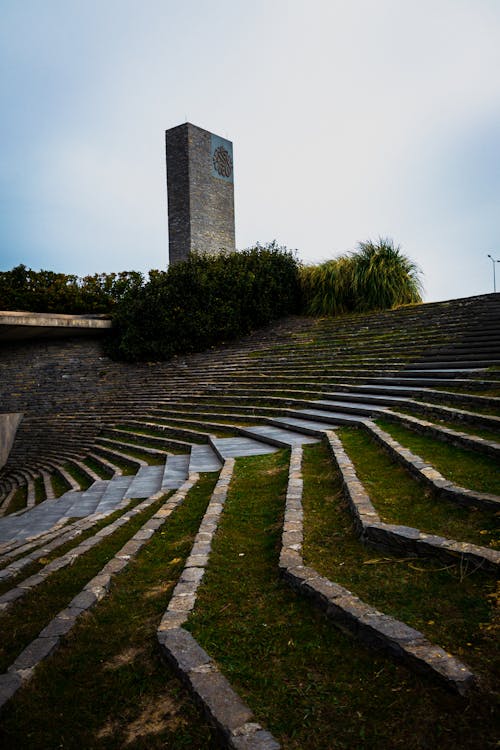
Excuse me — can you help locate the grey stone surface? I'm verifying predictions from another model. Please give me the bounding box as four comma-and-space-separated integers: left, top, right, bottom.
124, 465, 164, 499
189, 444, 223, 473
162, 453, 190, 489
211, 437, 278, 459
243, 425, 319, 446
0, 413, 23, 469
187, 668, 254, 733
166, 122, 235, 264
11, 636, 59, 670
158, 627, 212, 672
0, 672, 23, 707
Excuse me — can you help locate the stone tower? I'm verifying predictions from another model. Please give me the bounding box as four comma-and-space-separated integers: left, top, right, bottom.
166, 122, 235, 265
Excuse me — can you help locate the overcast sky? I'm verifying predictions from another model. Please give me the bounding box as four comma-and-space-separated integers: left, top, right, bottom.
1, 0, 499, 301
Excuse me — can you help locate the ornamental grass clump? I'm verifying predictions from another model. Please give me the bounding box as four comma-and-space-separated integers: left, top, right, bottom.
301, 237, 423, 316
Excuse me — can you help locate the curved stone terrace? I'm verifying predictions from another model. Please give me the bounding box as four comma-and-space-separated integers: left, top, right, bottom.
0, 293, 498, 748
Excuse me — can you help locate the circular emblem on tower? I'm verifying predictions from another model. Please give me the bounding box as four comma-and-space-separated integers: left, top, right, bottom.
213, 145, 233, 178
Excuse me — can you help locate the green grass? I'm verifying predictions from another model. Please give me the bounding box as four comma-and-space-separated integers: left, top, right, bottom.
302, 442, 497, 670
100, 442, 167, 466
3, 485, 27, 515
0, 496, 168, 672
376, 418, 500, 497
92, 453, 137, 475
63, 462, 93, 490
395, 409, 500, 442
188, 450, 498, 749
50, 471, 72, 498
414, 397, 500, 418
83, 456, 113, 479
0, 474, 220, 750
337, 427, 499, 549
392, 407, 500, 442
34, 477, 45, 504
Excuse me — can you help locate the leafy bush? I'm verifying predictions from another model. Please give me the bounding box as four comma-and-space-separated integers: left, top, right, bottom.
0, 265, 143, 314
301, 238, 422, 316
107, 244, 301, 362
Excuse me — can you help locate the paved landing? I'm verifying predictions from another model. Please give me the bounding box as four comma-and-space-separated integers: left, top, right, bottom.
315, 399, 388, 413
245, 425, 319, 446
211, 436, 278, 459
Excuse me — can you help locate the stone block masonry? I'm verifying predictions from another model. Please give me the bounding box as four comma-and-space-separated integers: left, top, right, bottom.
166, 122, 235, 265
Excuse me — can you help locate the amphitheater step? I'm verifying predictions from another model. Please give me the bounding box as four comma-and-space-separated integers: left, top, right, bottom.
243, 425, 320, 446
211, 436, 279, 461
313, 399, 389, 415
123, 465, 165, 499
188, 444, 223, 473
161, 454, 190, 490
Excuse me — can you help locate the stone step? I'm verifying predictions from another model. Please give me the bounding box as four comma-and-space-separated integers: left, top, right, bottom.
94, 475, 135, 511
210, 436, 279, 461
314, 399, 389, 416
242, 425, 320, 447
123, 465, 165, 499
162, 453, 190, 490
189, 444, 223, 473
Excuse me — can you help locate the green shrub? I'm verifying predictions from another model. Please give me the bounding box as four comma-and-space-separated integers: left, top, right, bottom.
0, 265, 143, 314
107, 244, 301, 362
301, 238, 422, 316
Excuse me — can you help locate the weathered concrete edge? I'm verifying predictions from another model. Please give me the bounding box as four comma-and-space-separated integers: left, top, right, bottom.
0, 477, 197, 711
279, 442, 476, 696
0, 311, 112, 328
156, 459, 280, 749
0, 413, 23, 471
326, 430, 499, 573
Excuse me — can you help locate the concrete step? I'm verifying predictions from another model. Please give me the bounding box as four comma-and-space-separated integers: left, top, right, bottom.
210, 436, 279, 461
242, 425, 320, 447
313, 399, 389, 416
162, 454, 190, 490
123, 465, 165, 499
189, 444, 223, 473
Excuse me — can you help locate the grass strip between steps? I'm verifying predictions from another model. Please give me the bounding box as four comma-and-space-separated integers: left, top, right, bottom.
3, 486, 27, 515
375, 417, 500, 499
187, 450, 498, 750
338, 426, 499, 549
302, 441, 497, 678
0, 473, 220, 750
63, 462, 93, 490
0, 495, 168, 673
393, 407, 500, 442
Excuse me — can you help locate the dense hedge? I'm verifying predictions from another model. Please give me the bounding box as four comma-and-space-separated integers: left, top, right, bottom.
107, 244, 301, 361
0, 265, 143, 314
2, 238, 422, 362
301, 238, 423, 316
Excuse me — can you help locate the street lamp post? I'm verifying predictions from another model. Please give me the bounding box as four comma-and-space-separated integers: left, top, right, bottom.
487, 254, 500, 293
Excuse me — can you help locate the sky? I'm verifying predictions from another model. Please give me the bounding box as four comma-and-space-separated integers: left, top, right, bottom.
1, 0, 499, 302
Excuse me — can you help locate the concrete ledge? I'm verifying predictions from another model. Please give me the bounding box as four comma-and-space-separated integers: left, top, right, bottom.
0, 310, 111, 342
279, 443, 476, 696
0, 413, 23, 469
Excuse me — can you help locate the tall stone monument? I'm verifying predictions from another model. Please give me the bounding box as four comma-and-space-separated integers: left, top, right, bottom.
166, 122, 235, 265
